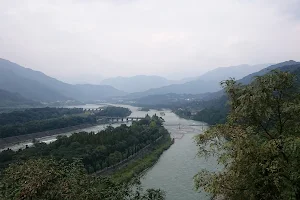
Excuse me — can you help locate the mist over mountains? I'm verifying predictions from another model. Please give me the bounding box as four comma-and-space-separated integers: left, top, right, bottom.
124, 63, 271, 98
0, 57, 298, 106
0, 58, 125, 102
0, 89, 39, 108
101, 75, 174, 93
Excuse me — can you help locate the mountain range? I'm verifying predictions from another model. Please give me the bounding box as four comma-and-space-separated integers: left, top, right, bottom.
187, 60, 300, 125
0, 58, 126, 102
101, 75, 173, 93
238, 60, 299, 85
199, 60, 300, 101
124, 63, 271, 98
0, 58, 298, 106
0, 89, 39, 108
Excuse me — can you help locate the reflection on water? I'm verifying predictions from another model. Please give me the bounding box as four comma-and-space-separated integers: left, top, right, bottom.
3, 104, 218, 199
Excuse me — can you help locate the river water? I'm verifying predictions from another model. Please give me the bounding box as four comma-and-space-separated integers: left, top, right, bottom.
4, 104, 218, 199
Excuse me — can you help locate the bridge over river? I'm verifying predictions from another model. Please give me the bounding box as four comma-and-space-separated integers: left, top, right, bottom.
98, 116, 144, 123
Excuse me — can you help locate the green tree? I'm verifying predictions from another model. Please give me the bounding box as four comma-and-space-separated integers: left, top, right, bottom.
0, 158, 165, 200
195, 71, 300, 200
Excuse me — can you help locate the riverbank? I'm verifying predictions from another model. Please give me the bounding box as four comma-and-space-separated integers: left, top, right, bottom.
0, 122, 104, 149
111, 135, 174, 183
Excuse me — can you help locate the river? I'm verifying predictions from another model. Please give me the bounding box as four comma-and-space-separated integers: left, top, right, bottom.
4, 104, 218, 199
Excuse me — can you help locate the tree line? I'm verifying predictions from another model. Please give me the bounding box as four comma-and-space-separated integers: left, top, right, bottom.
0, 107, 84, 125
95, 106, 132, 117
0, 115, 168, 173
174, 95, 228, 125
0, 106, 132, 138
0, 114, 168, 199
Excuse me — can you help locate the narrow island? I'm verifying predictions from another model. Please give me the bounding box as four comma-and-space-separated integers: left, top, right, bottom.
0, 106, 132, 148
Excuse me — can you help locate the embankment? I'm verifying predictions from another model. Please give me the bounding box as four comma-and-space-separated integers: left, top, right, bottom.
110, 135, 174, 183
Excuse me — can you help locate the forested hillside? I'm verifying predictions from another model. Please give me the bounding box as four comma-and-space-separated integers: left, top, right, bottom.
176, 62, 300, 125
0, 89, 39, 108
0, 106, 131, 138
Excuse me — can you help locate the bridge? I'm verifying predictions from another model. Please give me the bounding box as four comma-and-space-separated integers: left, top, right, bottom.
83, 108, 103, 111
97, 116, 144, 123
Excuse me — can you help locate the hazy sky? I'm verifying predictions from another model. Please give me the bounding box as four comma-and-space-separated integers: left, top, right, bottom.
0, 0, 300, 83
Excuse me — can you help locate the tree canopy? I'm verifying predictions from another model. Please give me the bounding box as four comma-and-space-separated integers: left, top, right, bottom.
96, 106, 131, 117
0, 115, 169, 200
0, 106, 132, 138
0, 115, 168, 173
0, 158, 165, 200
195, 71, 300, 199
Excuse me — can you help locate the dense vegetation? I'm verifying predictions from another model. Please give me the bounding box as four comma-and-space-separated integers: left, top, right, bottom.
192, 106, 227, 125
191, 95, 228, 125
0, 115, 170, 199
0, 115, 96, 138
96, 106, 131, 117
175, 63, 300, 125
195, 71, 300, 199
0, 158, 165, 200
0, 115, 168, 173
174, 95, 228, 125
0, 106, 132, 138
0, 107, 84, 125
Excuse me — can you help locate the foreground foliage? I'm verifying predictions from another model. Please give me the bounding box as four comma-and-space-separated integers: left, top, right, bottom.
0, 158, 165, 200
195, 71, 300, 199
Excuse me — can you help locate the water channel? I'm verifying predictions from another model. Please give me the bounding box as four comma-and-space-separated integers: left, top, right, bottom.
4, 104, 218, 199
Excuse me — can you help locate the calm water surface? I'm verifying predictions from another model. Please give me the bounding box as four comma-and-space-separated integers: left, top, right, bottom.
5, 104, 218, 199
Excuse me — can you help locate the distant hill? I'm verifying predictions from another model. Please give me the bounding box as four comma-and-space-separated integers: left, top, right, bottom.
101, 75, 174, 93
131, 93, 209, 107
0, 66, 68, 102
196, 61, 300, 101
127, 79, 220, 98
126, 63, 271, 98
0, 58, 126, 102
197, 63, 271, 82
73, 84, 127, 101
0, 89, 39, 107
238, 60, 299, 85
188, 61, 300, 125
